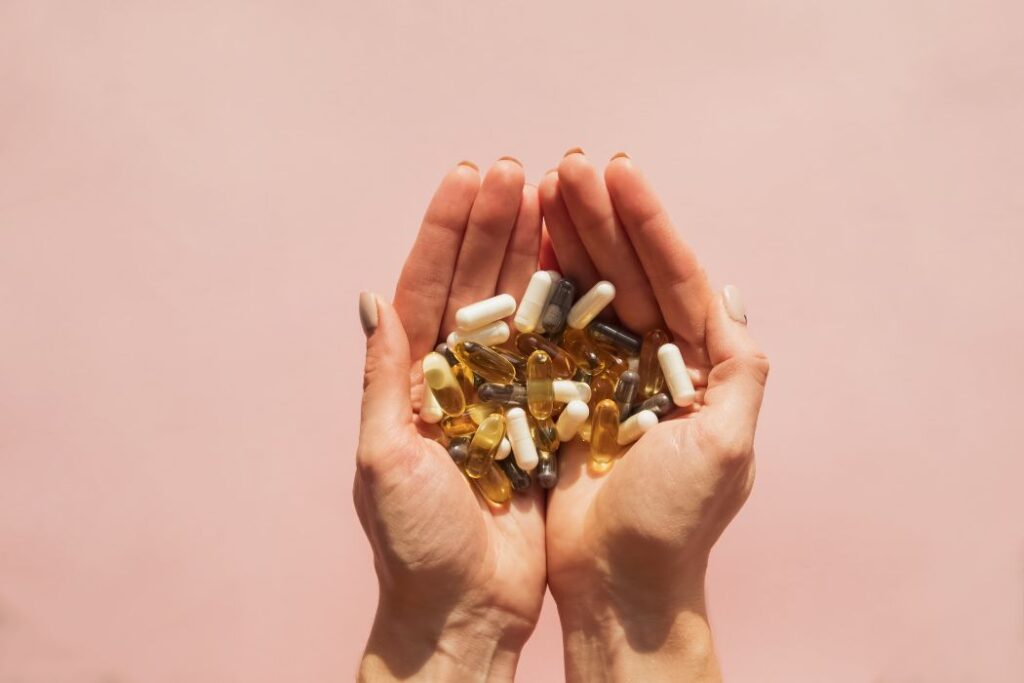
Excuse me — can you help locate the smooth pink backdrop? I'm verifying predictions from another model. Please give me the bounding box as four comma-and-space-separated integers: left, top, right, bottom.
2, 1, 1022, 681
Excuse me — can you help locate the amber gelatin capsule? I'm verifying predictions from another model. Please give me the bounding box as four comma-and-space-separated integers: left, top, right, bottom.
453, 341, 517, 384
473, 462, 512, 505
515, 333, 575, 379
560, 327, 605, 374
590, 399, 621, 468
639, 329, 669, 397
526, 350, 556, 420
465, 413, 506, 479
441, 413, 478, 438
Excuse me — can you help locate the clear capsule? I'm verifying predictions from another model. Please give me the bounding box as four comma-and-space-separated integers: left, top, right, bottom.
539, 278, 575, 335
613, 370, 640, 419
473, 462, 512, 505
441, 413, 478, 438
465, 402, 502, 425
526, 350, 556, 420
515, 332, 575, 379
529, 414, 560, 452
587, 321, 642, 356
536, 451, 559, 489
567, 280, 615, 329
447, 437, 470, 466
465, 413, 506, 479
590, 399, 621, 469
560, 327, 605, 374
498, 457, 532, 491
422, 352, 466, 416
453, 341, 517, 384
477, 382, 527, 405
452, 363, 477, 401
632, 392, 672, 418
639, 329, 669, 397
595, 347, 627, 380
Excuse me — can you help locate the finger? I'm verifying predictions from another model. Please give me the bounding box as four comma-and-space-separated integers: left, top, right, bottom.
537, 170, 599, 288
394, 162, 480, 360
496, 184, 541, 300
539, 229, 559, 271
699, 286, 769, 461
442, 158, 525, 334
604, 155, 715, 347
557, 150, 662, 331
359, 292, 414, 446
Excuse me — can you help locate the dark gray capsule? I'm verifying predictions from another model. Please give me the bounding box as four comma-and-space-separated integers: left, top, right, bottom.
536, 451, 558, 489
632, 392, 672, 418
587, 321, 642, 355
572, 368, 593, 385
499, 457, 532, 492
539, 278, 575, 336
477, 382, 527, 405
447, 437, 470, 467
435, 342, 460, 367
613, 370, 640, 420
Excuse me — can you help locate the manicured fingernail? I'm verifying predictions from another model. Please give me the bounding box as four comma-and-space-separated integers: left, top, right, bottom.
563, 146, 585, 157
359, 291, 379, 336
498, 155, 522, 166
610, 151, 630, 161
723, 285, 747, 324
457, 160, 479, 171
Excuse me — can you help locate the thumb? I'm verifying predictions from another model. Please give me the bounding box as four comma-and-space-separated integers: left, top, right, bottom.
700, 285, 770, 460
358, 291, 414, 446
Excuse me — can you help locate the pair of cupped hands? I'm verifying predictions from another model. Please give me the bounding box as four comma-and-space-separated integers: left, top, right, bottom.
355, 149, 769, 682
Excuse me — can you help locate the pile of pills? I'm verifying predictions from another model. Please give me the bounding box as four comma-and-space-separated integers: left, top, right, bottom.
421, 271, 696, 505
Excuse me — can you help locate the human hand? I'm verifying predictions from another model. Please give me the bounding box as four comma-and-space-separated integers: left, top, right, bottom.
540, 151, 769, 682
355, 158, 547, 682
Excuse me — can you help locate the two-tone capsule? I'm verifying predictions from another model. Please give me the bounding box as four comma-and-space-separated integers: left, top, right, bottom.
478, 382, 527, 405
539, 278, 575, 335
422, 352, 466, 416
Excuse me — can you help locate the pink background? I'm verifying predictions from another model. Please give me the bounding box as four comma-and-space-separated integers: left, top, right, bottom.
2, 1, 1022, 681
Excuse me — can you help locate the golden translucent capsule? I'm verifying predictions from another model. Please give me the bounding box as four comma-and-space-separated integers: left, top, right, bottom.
639, 329, 669, 397
465, 413, 506, 479
588, 371, 617, 416
422, 352, 466, 416
466, 402, 503, 425
452, 363, 477, 402
473, 462, 512, 505
590, 399, 621, 469
441, 413, 477, 438
526, 350, 555, 420
560, 328, 605, 374
529, 414, 560, 452
595, 348, 627, 380
515, 333, 575, 379
493, 346, 528, 382
453, 341, 518, 384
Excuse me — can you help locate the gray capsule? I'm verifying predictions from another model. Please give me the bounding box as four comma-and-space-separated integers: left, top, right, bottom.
539, 279, 575, 336
499, 457, 532, 492
478, 382, 527, 405
435, 342, 460, 367
447, 437, 470, 467
632, 392, 672, 418
536, 451, 558, 489
587, 321, 642, 355
614, 370, 640, 420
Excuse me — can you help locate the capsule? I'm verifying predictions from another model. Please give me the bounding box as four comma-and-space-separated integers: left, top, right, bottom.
567, 280, 615, 329
613, 370, 640, 419
539, 278, 576, 335
493, 346, 528, 382
447, 437, 470, 466
499, 456, 532, 491
420, 383, 444, 424
515, 332, 575, 378
590, 399, 621, 468
553, 379, 592, 404
447, 320, 511, 348
526, 350, 555, 420
556, 400, 589, 441
587, 321, 642, 356
639, 329, 669, 397
452, 341, 517, 384
505, 407, 539, 470
473, 462, 512, 505
632, 392, 672, 418
435, 342, 460, 367
617, 409, 658, 445
595, 347, 627, 380
495, 436, 512, 461
465, 402, 502, 425
514, 271, 556, 333
465, 413, 506, 479
658, 343, 696, 407
456, 293, 517, 332
536, 451, 558, 489
440, 413, 478, 438
477, 382, 527, 405
422, 352, 466, 416
560, 327, 605, 374
530, 414, 560, 452
452, 363, 477, 401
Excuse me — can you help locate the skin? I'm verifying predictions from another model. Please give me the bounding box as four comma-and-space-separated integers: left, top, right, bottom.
357, 153, 769, 681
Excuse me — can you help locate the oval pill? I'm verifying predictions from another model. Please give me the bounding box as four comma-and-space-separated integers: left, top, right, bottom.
536, 451, 558, 489
556, 400, 589, 441
617, 409, 658, 445
567, 280, 616, 329
422, 352, 466, 416
553, 380, 592, 404
447, 320, 511, 348
505, 407, 539, 471
514, 271, 555, 333
657, 343, 696, 407
456, 293, 517, 332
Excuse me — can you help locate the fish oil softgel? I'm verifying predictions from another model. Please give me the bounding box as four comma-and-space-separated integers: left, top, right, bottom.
421, 272, 697, 503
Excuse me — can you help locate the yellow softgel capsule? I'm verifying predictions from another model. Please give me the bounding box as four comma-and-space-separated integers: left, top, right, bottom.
595, 347, 627, 380
526, 350, 556, 420
422, 351, 466, 416
473, 462, 512, 505
529, 414, 560, 452
465, 402, 503, 425
453, 341, 517, 384
560, 327, 605, 375
639, 329, 669, 397
441, 413, 477, 438
515, 332, 575, 379
590, 399, 621, 468
465, 413, 506, 479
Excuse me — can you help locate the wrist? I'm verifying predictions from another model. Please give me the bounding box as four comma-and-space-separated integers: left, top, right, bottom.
359, 590, 533, 682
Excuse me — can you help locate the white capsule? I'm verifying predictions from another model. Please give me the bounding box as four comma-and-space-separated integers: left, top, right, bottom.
495, 436, 512, 461
420, 384, 444, 424
556, 400, 590, 441
617, 409, 658, 445
455, 294, 517, 332
567, 280, 616, 329
553, 379, 592, 404
513, 272, 555, 333
447, 320, 511, 348
657, 343, 696, 407
505, 407, 539, 471
545, 270, 562, 285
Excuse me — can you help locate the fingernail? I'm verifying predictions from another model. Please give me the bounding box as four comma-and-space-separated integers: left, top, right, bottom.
457, 160, 478, 171
544, 167, 558, 176
723, 285, 747, 324
359, 291, 379, 336
563, 146, 585, 157
498, 155, 522, 166
610, 151, 630, 161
